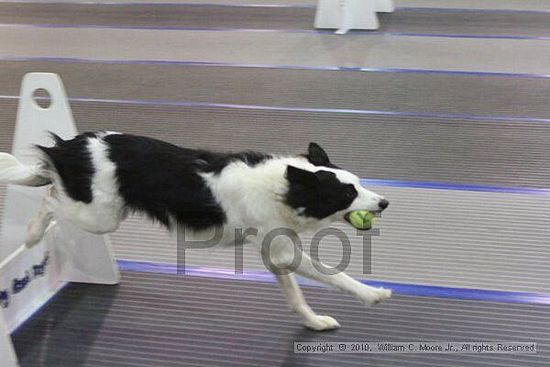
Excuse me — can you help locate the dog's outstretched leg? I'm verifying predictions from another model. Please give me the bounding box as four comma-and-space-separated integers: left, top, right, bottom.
266, 236, 391, 320
25, 187, 55, 248
276, 273, 340, 331
295, 251, 391, 306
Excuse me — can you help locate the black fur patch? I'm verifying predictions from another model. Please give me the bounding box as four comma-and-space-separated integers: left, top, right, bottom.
199, 150, 272, 175
36, 132, 97, 203
305, 142, 339, 169
104, 134, 271, 230
285, 165, 357, 219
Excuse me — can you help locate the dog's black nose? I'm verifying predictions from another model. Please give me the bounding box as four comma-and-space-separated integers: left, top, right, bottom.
378, 199, 389, 210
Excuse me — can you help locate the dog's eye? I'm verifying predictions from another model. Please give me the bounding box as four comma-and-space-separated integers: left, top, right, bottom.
345, 186, 357, 199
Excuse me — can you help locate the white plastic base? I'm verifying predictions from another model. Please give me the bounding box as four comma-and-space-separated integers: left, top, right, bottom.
0, 315, 17, 367
314, 0, 394, 34
0, 73, 120, 367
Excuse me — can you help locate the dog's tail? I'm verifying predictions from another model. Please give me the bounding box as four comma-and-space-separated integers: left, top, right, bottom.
0, 153, 51, 186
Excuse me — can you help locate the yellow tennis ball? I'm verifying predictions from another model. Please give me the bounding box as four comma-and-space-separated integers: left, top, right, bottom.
346, 210, 375, 230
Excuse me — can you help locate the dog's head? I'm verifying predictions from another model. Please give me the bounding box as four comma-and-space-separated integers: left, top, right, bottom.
285, 143, 388, 228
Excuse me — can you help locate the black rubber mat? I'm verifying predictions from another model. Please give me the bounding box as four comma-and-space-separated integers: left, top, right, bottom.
1, 61, 549, 119
11, 271, 550, 367
1, 3, 550, 38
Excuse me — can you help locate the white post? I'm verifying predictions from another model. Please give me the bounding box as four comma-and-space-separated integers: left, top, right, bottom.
375, 0, 395, 13
314, 0, 394, 34
0, 73, 120, 367
0, 314, 17, 367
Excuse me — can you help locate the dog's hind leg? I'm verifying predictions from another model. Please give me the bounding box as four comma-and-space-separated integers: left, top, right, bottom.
25, 187, 56, 248
276, 273, 340, 331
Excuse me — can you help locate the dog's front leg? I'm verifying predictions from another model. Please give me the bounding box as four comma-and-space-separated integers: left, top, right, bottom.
264, 234, 391, 329
275, 273, 340, 331
293, 251, 392, 306
266, 235, 391, 303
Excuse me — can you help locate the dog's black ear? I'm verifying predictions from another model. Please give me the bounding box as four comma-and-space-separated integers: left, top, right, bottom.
286, 165, 318, 187
307, 142, 330, 166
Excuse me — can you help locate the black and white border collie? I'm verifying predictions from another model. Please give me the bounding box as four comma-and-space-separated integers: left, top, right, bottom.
0, 132, 391, 330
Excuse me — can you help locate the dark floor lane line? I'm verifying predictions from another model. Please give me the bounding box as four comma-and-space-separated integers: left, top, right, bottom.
1, 61, 549, 120
119, 260, 550, 305
6, 56, 550, 79
3, 56, 550, 79
1, 99, 550, 189
2, 3, 314, 29
1, 3, 550, 38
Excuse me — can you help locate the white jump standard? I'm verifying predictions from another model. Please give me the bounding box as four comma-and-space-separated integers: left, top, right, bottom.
315, 0, 395, 34
0, 73, 120, 367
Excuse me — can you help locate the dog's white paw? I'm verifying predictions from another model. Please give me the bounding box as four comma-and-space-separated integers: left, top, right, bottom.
25, 220, 45, 248
374, 287, 392, 303
358, 287, 392, 306
304, 315, 341, 331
